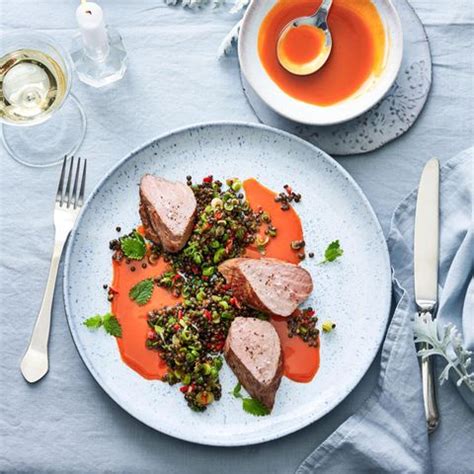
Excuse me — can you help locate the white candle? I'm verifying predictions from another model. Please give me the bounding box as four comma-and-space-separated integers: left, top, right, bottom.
76, 2, 109, 58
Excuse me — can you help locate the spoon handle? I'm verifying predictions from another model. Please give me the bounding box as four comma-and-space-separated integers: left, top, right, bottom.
317, 0, 333, 18
320, 0, 333, 11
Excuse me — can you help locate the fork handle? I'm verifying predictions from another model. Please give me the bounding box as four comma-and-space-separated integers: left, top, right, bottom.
20, 236, 67, 383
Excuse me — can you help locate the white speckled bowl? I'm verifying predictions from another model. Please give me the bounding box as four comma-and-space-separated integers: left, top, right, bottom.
239, 0, 403, 126
64, 122, 391, 446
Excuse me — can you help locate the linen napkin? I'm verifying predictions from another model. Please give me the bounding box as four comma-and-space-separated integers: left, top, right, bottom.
297, 148, 473, 473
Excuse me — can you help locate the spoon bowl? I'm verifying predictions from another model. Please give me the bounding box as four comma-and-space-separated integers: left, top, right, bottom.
277, 0, 333, 76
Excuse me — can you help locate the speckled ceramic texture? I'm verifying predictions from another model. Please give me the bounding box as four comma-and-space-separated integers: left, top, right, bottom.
64, 122, 391, 446
240, 0, 432, 155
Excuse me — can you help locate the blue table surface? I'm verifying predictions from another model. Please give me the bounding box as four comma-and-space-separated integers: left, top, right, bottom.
1, 0, 473, 472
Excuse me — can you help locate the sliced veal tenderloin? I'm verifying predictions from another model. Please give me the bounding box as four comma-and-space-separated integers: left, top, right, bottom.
218, 257, 313, 317
224, 317, 283, 411
139, 174, 197, 253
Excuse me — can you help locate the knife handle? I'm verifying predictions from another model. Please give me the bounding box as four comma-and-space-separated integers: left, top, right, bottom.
419, 312, 440, 433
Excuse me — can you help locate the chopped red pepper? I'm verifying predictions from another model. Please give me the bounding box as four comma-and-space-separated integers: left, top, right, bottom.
230, 296, 241, 309
203, 175, 213, 183
225, 237, 234, 253
203, 310, 212, 321
214, 342, 225, 351
172, 274, 182, 282
108, 286, 119, 294
215, 211, 223, 220
173, 323, 180, 331
147, 330, 156, 340
177, 310, 183, 320
179, 385, 189, 393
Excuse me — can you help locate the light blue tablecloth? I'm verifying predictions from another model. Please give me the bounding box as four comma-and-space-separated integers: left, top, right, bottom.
1, 1, 473, 472
298, 149, 473, 473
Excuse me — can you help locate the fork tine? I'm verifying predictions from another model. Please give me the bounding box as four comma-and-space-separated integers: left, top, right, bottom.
64, 156, 75, 208
78, 159, 87, 208
56, 156, 67, 204
71, 157, 81, 209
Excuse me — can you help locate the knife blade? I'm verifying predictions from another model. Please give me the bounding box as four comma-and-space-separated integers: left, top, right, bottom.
414, 159, 440, 309
414, 158, 440, 433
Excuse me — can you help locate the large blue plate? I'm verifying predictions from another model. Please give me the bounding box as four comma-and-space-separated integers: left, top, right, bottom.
64, 122, 391, 446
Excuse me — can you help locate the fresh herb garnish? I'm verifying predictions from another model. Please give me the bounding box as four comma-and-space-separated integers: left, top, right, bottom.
120, 230, 146, 260
231, 381, 270, 416
83, 313, 122, 338
103, 313, 123, 337
83, 314, 102, 329
414, 313, 474, 391
319, 240, 344, 264
232, 381, 242, 398
242, 398, 270, 417
129, 278, 154, 306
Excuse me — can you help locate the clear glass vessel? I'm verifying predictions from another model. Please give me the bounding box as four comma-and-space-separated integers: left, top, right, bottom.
71, 27, 127, 88
0, 31, 87, 167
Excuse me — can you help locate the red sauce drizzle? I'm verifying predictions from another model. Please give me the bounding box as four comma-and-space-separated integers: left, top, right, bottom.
111, 256, 179, 379
243, 178, 320, 383
111, 179, 320, 384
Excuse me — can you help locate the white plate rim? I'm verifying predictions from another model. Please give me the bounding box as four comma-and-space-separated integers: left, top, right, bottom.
63, 121, 392, 446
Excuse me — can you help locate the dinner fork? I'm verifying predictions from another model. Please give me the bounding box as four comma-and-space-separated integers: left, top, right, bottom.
21, 156, 87, 383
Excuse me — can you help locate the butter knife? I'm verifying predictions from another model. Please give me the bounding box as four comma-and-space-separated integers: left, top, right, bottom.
414, 158, 440, 433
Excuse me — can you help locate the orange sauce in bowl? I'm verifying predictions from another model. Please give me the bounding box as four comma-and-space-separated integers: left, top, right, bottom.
258, 0, 386, 106
279, 24, 325, 66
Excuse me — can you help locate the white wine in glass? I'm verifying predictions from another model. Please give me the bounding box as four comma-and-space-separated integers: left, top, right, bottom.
1, 49, 68, 125
0, 32, 86, 167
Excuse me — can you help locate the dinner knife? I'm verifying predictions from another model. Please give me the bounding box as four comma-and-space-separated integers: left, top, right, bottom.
414, 158, 440, 433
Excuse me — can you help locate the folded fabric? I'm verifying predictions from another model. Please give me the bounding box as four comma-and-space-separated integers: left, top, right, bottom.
297, 148, 473, 473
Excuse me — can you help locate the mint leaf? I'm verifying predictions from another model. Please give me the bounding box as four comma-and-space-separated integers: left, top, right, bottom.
319, 240, 343, 264
230, 380, 270, 416
129, 278, 154, 306
242, 398, 270, 416
232, 382, 242, 399
83, 315, 103, 329
102, 313, 122, 338
120, 231, 146, 260
83, 313, 122, 338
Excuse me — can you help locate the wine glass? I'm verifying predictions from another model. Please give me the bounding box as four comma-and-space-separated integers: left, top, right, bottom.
0, 31, 87, 167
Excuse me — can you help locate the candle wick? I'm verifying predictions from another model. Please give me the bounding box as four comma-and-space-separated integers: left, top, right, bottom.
85, 10, 92, 14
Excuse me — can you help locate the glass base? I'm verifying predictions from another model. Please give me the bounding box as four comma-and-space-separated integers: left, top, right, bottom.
71, 27, 127, 88
1, 94, 87, 167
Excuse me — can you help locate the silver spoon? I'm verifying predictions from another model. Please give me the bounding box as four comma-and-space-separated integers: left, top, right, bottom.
277, 0, 333, 76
